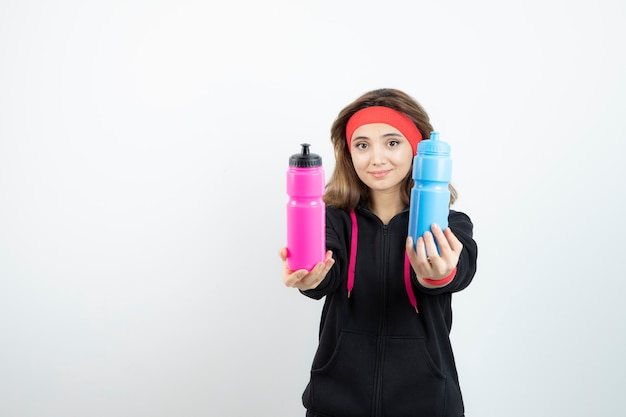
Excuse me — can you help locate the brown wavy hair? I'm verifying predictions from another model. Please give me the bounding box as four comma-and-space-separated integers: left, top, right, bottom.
324, 88, 457, 211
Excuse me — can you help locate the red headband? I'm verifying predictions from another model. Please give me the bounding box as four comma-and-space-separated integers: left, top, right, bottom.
345, 106, 423, 155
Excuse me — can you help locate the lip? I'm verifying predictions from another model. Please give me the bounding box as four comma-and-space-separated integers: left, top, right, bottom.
369, 170, 391, 178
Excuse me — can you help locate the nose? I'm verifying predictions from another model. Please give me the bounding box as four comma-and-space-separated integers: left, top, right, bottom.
371, 144, 387, 165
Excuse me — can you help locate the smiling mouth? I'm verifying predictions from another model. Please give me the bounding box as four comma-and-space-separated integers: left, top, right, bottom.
369, 170, 391, 178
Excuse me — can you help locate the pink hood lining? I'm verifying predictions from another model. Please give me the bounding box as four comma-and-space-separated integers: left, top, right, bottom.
347, 211, 419, 313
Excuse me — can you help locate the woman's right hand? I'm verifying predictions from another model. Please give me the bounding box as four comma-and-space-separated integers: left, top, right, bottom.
279, 248, 335, 291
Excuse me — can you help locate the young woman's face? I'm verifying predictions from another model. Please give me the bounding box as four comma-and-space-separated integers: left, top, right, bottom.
349, 123, 414, 195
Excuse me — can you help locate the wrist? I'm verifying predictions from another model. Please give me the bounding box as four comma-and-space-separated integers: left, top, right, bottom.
422, 267, 456, 287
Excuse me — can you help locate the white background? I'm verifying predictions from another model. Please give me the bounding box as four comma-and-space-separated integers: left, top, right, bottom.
1, 1, 625, 416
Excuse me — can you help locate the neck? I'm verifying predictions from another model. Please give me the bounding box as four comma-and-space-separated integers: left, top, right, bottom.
368, 190, 406, 225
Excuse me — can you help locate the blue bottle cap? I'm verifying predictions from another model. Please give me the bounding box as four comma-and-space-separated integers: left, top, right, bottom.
417, 131, 451, 156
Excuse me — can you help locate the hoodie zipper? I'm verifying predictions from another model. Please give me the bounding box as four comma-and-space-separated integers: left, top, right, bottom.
372, 223, 390, 417
357, 206, 410, 416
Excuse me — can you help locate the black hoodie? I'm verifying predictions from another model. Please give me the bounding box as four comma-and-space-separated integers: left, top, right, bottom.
301, 202, 478, 417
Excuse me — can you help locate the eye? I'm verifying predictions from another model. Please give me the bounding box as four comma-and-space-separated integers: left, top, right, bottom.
354, 142, 368, 150
388, 140, 400, 147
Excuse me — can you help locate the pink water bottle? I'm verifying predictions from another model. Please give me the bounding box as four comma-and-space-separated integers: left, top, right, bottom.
286, 143, 325, 271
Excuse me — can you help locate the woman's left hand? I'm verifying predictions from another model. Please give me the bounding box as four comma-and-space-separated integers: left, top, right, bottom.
406, 223, 463, 285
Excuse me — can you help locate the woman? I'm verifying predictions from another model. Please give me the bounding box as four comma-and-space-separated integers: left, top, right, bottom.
280, 88, 478, 417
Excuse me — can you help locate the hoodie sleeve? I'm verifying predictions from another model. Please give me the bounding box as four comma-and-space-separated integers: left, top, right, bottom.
415, 209, 478, 294
299, 207, 348, 300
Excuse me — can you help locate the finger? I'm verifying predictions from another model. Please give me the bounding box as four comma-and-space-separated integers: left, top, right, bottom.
310, 250, 334, 275
285, 269, 309, 287
409, 237, 427, 265
299, 258, 334, 290
430, 224, 451, 254
407, 236, 430, 277
281, 251, 295, 277
406, 237, 421, 272
321, 257, 335, 276
312, 259, 327, 274
422, 231, 440, 260
309, 251, 333, 275
406, 237, 417, 261
415, 236, 430, 265
425, 230, 453, 275
324, 251, 335, 271
444, 227, 463, 253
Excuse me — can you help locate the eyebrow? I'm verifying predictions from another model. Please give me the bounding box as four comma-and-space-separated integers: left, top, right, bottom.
352, 132, 404, 141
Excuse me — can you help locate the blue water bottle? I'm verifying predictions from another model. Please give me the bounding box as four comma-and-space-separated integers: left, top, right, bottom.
408, 131, 452, 255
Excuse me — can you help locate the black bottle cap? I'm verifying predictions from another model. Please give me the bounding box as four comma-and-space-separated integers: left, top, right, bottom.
289, 143, 322, 168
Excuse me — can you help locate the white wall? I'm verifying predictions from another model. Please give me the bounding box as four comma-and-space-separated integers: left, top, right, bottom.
1, 1, 624, 416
